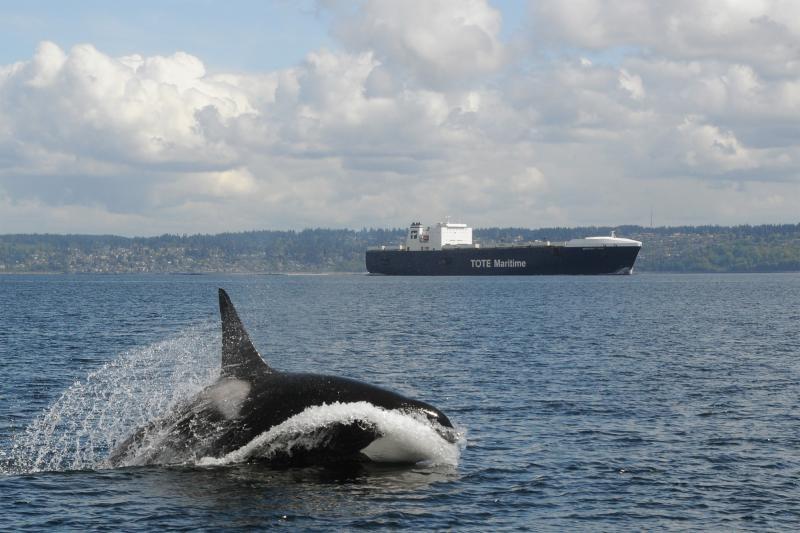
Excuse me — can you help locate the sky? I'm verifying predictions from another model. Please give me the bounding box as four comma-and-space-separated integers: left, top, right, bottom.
1, 0, 799, 236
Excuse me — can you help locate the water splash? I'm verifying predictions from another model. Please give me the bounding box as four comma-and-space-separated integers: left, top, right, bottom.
3, 324, 219, 475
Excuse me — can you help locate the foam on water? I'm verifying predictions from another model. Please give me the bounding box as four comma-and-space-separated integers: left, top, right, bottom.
3, 325, 219, 475
198, 402, 464, 467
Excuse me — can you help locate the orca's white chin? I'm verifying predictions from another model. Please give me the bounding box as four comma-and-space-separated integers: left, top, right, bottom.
361, 436, 426, 463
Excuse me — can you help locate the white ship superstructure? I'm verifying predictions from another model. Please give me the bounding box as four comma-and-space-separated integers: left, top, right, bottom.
405, 221, 474, 251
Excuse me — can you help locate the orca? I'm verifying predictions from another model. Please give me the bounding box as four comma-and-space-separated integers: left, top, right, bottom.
108, 289, 455, 467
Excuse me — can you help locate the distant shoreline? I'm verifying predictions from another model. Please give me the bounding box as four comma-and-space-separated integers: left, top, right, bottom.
2, 224, 799, 274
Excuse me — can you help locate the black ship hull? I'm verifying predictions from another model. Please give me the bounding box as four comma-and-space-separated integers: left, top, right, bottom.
366, 245, 640, 275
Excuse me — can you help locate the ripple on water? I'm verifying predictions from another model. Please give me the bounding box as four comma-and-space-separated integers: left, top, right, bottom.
2, 273, 800, 530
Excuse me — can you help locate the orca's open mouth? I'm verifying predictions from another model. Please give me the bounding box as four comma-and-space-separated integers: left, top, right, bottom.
400, 407, 459, 443
434, 425, 460, 444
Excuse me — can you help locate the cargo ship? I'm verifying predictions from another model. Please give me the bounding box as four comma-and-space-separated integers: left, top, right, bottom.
366, 221, 641, 275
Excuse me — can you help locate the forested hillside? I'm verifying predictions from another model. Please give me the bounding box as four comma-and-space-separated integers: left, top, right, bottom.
2, 224, 799, 273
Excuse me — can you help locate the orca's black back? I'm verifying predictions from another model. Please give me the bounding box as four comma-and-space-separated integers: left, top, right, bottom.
240, 372, 451, 432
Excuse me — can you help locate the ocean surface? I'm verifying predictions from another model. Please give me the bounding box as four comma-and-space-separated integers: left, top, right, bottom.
1, 273, 800, 530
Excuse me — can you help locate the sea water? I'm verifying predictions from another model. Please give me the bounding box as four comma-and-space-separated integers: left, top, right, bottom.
1, 273, 800, 530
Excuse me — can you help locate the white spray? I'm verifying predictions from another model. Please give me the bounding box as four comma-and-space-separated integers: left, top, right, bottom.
3, 325, 218, 474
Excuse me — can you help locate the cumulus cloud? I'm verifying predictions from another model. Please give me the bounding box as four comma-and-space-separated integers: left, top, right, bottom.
0, 1, 799, 235
618, 69, 645, 101
330, 0, 506, 90
0, 41, 252, 176
522, 1, 800, 185
531, 0, 800, 75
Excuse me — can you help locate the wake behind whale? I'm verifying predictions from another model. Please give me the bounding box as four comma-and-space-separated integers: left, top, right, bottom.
107, 289, 460, 469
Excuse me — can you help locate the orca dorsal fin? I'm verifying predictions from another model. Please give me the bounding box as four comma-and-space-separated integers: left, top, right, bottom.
219, 288, 273, 379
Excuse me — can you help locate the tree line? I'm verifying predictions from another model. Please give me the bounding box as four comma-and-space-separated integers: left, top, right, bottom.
1, 224, 799, 273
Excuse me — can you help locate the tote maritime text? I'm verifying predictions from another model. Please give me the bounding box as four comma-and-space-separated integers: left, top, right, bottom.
470, 259, 527, 269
